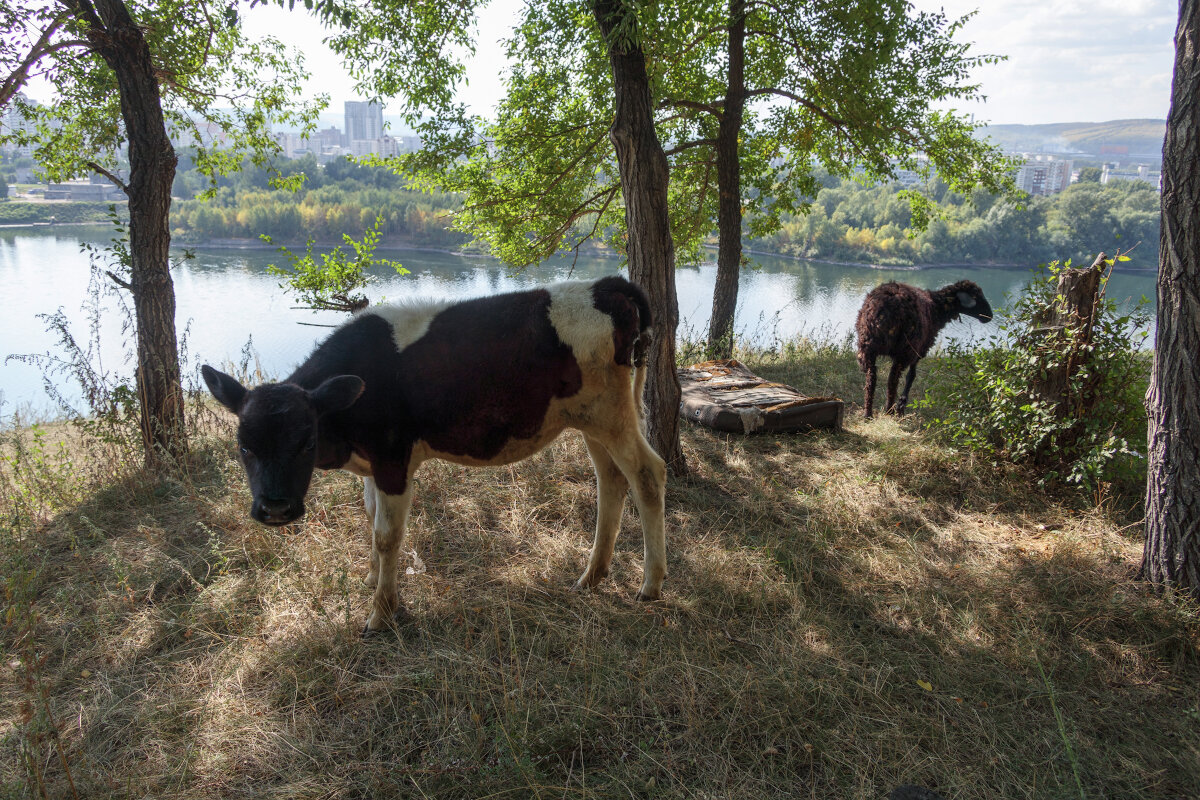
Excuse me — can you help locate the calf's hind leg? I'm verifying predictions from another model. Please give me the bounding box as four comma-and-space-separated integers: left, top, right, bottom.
885, 360, 904, 414
593, 426, 667, 601
575, 434, 630, 591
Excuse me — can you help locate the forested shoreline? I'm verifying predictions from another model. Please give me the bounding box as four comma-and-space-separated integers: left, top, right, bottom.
168, 153, 470, 249
751, 171, 1159, 269
3, 153, 1160, 269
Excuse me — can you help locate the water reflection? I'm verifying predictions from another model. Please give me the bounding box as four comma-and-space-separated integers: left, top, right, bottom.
0, 226, 1157, 415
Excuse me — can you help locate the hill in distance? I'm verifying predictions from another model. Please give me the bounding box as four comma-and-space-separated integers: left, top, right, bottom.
975, 118, 1165, 160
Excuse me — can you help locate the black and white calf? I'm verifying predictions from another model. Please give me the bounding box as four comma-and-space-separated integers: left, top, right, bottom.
202, 276, 667, 634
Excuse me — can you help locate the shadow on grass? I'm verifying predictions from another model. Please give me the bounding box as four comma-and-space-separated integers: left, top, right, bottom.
4, 409, 1200, 800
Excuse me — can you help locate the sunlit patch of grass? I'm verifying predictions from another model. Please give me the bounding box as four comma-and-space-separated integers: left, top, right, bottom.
2, 344, 1199, 799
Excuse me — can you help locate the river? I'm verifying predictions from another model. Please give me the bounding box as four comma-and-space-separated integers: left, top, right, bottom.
0, 225, 1157, 417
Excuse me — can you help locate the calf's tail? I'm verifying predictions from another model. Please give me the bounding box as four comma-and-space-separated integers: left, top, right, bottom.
632, 327, 652, 426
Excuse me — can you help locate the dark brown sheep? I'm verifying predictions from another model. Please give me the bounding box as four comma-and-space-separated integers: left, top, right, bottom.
855, 280, 993, 418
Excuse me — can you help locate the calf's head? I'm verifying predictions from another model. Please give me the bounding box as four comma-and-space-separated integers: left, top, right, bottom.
201, 365, 364, 526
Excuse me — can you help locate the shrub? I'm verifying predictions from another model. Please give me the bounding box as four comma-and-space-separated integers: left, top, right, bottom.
264, 216, 408, 313
919, 260, 1151, 494
0, 201, 116, 224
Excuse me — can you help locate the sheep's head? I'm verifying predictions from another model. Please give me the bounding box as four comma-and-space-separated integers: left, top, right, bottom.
947, 281, 993, 323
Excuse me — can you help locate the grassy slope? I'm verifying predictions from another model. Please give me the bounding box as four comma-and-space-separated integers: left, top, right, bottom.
2, 345, 1198, 800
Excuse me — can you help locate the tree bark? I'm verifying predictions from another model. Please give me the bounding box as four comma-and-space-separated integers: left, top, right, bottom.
707, 0, 746, 359
1143, 0, 1200, 596
593, 0, 685, 474
86, 0, 187, 464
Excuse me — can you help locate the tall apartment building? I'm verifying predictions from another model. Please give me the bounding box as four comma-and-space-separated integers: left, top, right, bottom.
1101, 162, 1162, 190
272, 131, 318, 159
1014, 155, 1073, 197
891, 155, 930, 188
0, 93, 41, 156
344, 101, 384, 143
316, 126, 345, 149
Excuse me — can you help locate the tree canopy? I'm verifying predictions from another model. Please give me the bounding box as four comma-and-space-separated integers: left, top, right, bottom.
347, 1, 1008, 259
0, 0, 321, 462
341, 0, 1014, 355
1, 0, 319, 192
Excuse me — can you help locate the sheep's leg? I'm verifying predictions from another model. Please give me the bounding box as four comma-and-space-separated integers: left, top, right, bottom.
863, 355, 878, 419
885, 360, 904, 414
363, 483, 414, 636
896, 362, 920, 415
575, 434, 629, 591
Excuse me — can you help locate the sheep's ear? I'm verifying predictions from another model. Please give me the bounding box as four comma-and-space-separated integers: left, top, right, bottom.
956, 291, 977, 309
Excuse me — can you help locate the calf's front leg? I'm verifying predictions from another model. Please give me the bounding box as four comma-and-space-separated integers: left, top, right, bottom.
362, 477, 379, 588
363, 482, 414, 636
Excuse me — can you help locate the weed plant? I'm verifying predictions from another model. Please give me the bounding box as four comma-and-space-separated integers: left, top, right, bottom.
918, 261, 1151, 498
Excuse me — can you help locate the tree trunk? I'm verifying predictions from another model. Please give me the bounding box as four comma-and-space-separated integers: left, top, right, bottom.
89, 0, 187, 465
707, 0, 746, 360
1143, 0, 1200, 596
593, 0, 685, 474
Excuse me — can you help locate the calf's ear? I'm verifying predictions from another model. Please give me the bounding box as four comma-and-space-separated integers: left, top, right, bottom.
311, 375, 365, 416
202, 365, 247, 412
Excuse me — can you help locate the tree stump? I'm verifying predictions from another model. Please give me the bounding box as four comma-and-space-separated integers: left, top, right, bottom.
1027, 252, 1108, 416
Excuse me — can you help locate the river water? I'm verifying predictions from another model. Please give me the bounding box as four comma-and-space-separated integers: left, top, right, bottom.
0, 225, 1157, 417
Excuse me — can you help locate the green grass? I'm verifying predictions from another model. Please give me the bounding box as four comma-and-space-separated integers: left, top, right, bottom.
2, 344, 1198, 799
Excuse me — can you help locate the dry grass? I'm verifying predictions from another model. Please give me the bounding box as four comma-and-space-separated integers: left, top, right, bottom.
2, 347, 1199, 800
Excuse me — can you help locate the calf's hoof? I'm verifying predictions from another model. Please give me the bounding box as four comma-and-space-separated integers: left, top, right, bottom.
573, 567, 609, 592
364, 571, 378, 589
634, 587, 662, 602
360, 606, 412, 639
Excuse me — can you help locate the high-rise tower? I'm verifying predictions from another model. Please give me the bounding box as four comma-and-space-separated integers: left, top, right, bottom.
344, 100, 384, 143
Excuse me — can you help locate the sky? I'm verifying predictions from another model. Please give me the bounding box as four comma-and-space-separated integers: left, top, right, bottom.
21, 1, 1177, 127
236, 0, 1178, 127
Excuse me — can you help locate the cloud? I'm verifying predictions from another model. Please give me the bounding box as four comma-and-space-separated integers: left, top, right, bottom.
244, 0, 1174, 125
912, 0, 1175, 123
21, 0, 1173, 127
